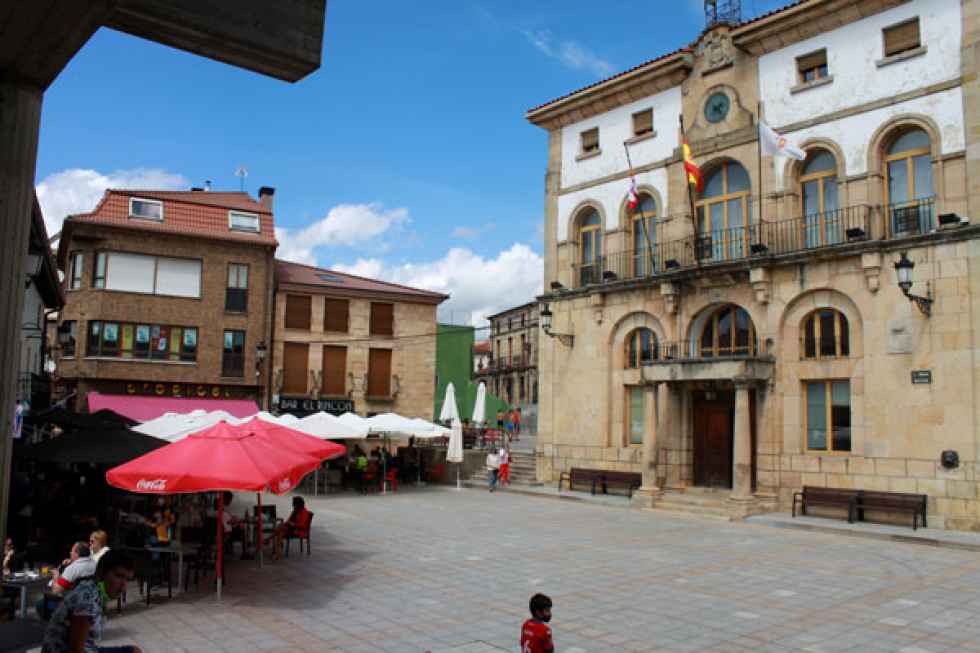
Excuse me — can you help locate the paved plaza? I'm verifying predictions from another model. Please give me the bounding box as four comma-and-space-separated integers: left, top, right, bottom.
89, 488, 980, 653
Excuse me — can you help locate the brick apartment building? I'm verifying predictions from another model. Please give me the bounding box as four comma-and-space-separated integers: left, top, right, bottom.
272, 260, 447, 418
54, 188, 278, 418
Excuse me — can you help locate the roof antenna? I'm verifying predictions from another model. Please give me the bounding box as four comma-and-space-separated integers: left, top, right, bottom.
235, 165, 249, 192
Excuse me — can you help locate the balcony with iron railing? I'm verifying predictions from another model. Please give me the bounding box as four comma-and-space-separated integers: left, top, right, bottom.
630, 338, 775, 383
570, 202, 929, 289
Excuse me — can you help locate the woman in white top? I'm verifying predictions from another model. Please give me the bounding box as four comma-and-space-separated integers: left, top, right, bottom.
89, 529, 110, 562
485, 449, 500, 493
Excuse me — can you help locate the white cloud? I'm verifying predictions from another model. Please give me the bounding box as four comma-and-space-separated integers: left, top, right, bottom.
334, 244, 543, 326
451, 222, 495, 241
275, 203, 409, 265
35, 167, 188, 238
522, 29, 614, 77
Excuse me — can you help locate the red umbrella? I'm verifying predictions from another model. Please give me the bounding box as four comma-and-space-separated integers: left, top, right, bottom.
106, 419, 345, 597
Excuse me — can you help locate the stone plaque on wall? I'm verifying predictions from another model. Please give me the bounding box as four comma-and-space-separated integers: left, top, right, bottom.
886, 318, 914, 354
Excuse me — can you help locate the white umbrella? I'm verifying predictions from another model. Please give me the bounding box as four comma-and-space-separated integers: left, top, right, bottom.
447, 417, 464, 490
133, 409, 235, 442
295, 411, 368, 439
439, 383, 459, 423
472, 382, 487, 426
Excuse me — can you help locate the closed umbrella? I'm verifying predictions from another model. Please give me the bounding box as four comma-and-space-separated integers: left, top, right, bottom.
439, 383, 459, 424
472, 382, 487, 426
447, 418, 464, 490
107, 419, 345, 598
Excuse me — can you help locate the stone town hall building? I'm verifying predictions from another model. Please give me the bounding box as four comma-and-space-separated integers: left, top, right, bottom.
527, 0, 980, 529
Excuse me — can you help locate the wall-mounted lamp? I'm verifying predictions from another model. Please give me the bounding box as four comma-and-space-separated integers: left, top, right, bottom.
894, 252, 932, 317
539, 302, 574, 347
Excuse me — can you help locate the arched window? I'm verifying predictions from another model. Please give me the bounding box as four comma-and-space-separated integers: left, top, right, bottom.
625, 328, 658, 368
699, 305, 755, 358
885, 129, 934, 235
801, 309, 849, 359
577, 208, 602, 286
630, 194, 657, 277
696, 162, 751, 261
800, 150, 840, 247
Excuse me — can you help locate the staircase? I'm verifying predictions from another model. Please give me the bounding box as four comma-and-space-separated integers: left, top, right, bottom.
468, 450, 540, 486
650, 487, 733, 521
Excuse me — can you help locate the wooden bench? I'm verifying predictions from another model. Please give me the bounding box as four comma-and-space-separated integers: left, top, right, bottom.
792, 486, 859, 522
558, 468, 642, 499
858, 490, 928, 530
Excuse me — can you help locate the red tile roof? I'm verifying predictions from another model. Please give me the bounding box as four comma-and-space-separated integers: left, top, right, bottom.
275, 259, 449, 304
473, 340, 491, 354
64, 189, 277, 246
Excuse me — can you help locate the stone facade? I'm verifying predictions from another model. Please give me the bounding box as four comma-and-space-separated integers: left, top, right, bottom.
272, 261, 446, 420
528, 0, 980, 529
56, 193, 276, 409
478, 302, 540, 424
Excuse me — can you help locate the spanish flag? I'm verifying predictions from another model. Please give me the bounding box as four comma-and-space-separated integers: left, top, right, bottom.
682, 137, 704, 194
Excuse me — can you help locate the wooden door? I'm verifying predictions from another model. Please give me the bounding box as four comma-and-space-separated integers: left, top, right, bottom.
692, 391, 734, 488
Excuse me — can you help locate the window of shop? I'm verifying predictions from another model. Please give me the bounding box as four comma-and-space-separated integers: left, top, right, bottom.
282, 341, 308, 393
805, 380, 851, 452
222, 330, 245, 377
802, 309, 849, 359
87, 320, 197, 362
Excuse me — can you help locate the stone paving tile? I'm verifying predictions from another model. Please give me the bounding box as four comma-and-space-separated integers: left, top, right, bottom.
35, 486, 976, 653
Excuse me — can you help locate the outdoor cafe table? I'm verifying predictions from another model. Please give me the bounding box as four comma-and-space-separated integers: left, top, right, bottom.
133, 542, 199, 592
2, 570, 53, 619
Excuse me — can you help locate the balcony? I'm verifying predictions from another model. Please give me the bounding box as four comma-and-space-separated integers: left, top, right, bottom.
570, 202, 928, 288
635, 339, 775, 384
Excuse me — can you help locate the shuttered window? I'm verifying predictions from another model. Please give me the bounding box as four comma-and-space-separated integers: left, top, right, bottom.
580, 128, 599, 154
321, 346, 347, 397
370, 302, 394, 336
797, 49, 828, 83
324, 298, 349, 333
883, 18, 920, 57
282, 342, 309, 395
284, 295, 312, 330
367, 348, 392, 397
632, 109, 653, 137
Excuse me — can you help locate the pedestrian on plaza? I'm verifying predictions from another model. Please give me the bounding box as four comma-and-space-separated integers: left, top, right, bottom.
520, 593, 554, 653
498, 446, 510, 486
513, 408, 522, 439
41, 548, 143, 653
496, 409, 505, 431
485, 448, 501, 492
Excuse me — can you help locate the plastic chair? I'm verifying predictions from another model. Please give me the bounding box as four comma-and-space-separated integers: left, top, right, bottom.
284, 512, 314, 557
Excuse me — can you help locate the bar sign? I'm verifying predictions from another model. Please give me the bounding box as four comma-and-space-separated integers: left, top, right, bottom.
911, 370, 932, 384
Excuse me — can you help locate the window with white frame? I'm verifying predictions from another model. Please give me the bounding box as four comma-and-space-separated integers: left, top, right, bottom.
129, 197, 164, 222
103, 251, 201, 298
69, 252, 83, 290
229, 211, 261, 233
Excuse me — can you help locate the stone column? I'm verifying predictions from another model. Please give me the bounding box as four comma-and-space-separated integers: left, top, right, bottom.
0, 82, 43, 547
632, 383, 661, 507
731, 380, 754, 502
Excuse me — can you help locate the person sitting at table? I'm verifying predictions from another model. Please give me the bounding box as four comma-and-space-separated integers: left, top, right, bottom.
41, 548, 143, 653
89, 531, 109, 563
145, 510, 173, 548
273, 497, 312, 560
37, 541, 96, 620
219, 492, 249, 559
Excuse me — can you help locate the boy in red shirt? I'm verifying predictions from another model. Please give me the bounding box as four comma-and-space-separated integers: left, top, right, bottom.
521, 593, 554, 653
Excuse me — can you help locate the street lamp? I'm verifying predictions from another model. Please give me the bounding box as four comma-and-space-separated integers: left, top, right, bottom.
893, 252, 933, 317
539, 302, 574, 347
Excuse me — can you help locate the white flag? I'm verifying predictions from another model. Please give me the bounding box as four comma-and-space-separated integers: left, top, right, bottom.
759, 121, 805, 161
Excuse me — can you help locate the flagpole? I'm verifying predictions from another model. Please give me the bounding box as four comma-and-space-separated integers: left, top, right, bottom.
679, 115, 700, 266
623, 142, 656, 274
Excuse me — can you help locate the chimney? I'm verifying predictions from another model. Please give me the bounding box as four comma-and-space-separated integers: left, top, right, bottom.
204, 180, 212, 192
258, 186, 275, 210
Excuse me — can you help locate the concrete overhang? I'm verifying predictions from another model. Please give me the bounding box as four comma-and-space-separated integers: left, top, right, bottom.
640, 358, 774, 384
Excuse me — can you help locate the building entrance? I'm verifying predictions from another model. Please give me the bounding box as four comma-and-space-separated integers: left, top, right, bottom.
692, 390, 734, 488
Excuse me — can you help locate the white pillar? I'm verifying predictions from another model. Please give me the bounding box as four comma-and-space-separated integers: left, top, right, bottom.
0, 82, 43, 547
640, 383, 659, 492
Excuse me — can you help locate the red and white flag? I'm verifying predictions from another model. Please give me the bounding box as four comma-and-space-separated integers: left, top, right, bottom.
759, 121, 805, 161
627, 178, 640, 210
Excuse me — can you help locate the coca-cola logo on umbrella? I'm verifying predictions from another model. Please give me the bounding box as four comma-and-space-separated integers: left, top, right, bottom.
277, 478, 292, 493
136, 478, 167, 491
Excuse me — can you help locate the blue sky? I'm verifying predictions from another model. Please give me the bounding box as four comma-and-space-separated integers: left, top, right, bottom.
36, 0, 788, 324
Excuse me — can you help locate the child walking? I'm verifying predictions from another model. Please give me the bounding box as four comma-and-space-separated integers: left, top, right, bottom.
498, 446, 510, 486
521, 593, 554, 653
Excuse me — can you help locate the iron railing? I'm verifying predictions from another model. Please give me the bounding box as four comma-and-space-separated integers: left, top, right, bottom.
637, 338, 772, 363
570, 203, 931, 289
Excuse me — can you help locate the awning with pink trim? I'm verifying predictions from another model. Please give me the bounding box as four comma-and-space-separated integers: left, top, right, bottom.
86, 392, 260, 423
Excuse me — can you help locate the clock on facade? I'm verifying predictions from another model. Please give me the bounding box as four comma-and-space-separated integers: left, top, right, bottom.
704, 91, 730, 124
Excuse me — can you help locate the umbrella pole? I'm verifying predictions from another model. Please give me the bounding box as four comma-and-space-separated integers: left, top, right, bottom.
381, 436, 387, 495
314, 468, 318, 497
216, 492, 224, 601
257, 492, 263, 568
456, 462, 461, 491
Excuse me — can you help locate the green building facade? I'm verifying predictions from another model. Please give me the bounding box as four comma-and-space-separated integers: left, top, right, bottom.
434, 323, 507, 423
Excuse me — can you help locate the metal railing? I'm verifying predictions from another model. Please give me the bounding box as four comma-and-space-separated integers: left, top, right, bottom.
569, 202, 934, 289
640, 338, 772, 363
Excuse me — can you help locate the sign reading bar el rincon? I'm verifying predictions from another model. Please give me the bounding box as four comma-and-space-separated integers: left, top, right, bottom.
278, 396, 353, 416
911, 370, 932, 384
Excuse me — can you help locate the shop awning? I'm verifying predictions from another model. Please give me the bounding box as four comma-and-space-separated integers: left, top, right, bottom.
86, 392, 259, 423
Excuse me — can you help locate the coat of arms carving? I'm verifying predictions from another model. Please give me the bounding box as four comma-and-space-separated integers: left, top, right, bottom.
698, 31, 734, 73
